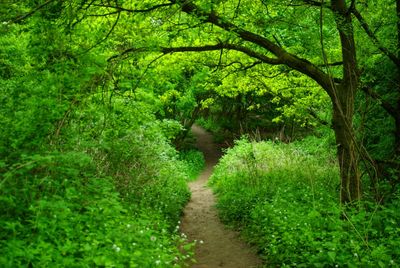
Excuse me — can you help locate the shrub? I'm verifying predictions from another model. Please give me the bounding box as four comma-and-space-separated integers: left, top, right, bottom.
179, 150, 205, 181
209, 138, 400, 267
0, 152, 193, 267
0, 94, 196, 266
0, 16, 195, 267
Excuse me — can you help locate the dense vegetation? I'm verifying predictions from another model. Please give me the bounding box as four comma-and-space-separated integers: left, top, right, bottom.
210, 137, 400, 267
1, 0, 399, 267
0, 5, 204, 266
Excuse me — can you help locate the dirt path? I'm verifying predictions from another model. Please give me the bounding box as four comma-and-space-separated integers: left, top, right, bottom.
180, 125, 262, 268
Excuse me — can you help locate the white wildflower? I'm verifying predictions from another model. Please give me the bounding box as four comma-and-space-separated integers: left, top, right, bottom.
150, 17, 163, 26
112, 244, 121, 252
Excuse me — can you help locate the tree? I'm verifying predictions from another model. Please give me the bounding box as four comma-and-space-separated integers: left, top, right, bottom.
350, 0, 400, 187
106, 0, 363, 203
11, 0, 399, 203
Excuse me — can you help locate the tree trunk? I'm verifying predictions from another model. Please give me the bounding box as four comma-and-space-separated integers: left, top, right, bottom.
172, 0, 363, 203
396, 0, 400, 155
395, 112, 400, 155
331, 87, 361, 203
331, 0, 361, 203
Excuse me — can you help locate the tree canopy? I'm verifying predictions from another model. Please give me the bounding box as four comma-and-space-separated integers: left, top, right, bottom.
1, 0, 400, 266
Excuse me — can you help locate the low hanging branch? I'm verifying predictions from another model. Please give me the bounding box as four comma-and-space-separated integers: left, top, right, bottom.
162, 44, 282, 64
169, 0, 335, 97
107, 43, 283, 65
92, 3, 174, 13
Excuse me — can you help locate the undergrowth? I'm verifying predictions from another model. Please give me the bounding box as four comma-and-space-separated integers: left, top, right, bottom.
0, 122, 198, 267
0, 153, 190, 267
0, 20, 202, 266
179, 150, 205, 181
209, 137, 400, 267
0, 108, 200, 267
0, 91, 198, 267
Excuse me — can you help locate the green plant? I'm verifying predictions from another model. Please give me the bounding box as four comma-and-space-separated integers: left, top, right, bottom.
0, 151, 194, 267
209, 138, 400, 267
179, 150, 205, 181
0, 20, 195, 265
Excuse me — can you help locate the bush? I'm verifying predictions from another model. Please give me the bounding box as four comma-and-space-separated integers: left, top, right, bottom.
0, 93, 196, 266
179, 150, 205, 181
0, 152, 193, 267
209, 138, 400, 267
0, 15, 196, 267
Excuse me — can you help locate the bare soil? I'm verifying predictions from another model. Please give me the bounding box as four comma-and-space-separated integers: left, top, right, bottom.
180, 125, 262, 268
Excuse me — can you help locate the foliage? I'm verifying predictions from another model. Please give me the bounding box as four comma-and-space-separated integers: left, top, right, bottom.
0, 77, 195, 267
0, 6, 198, 267
210, 138, 400, 267
212, 64, 330, 130
0, 153, 193, 267
179, 150, 205, 181
2, 0, 400, 265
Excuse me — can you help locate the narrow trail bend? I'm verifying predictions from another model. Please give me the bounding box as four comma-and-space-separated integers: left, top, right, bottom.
180, 125, 262, 268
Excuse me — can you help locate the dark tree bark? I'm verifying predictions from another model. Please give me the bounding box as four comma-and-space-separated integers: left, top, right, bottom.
330, 0, 361, 202
396, 0, 400, 155
331, 89, 361, 203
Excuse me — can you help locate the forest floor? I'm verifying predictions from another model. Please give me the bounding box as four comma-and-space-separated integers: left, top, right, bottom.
180, 125, 262, 268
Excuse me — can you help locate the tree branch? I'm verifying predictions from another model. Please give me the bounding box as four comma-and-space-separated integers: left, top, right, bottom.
92, 3, 174, 13
243, 61, 263, 70
162, 44, 282, 64
80, 10, 121, 54
352, 8, 400, 67
308, 108, 330, 126
108, 43, 283, 65
360, 84, 399, 119
347, 0, 356, 14
317, 61, 343, 67
232, 0, 242, 19
107, 47, 147, 61
11, 0, 56, 23
208, 60, 262, 70
301, 0, 323, 6
170, 0, 334, 96
289, 0, 330, 9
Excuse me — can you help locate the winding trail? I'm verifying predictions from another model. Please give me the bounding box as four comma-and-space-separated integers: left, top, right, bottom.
180, 125, 262, 268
